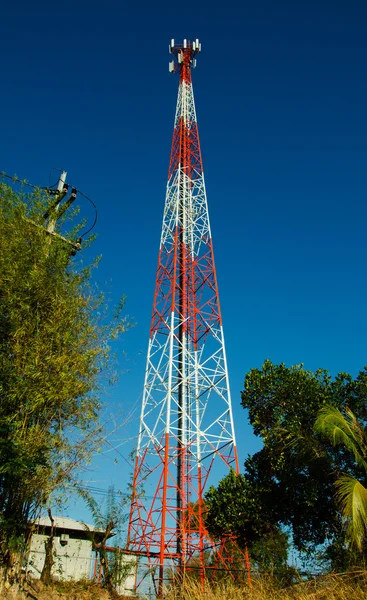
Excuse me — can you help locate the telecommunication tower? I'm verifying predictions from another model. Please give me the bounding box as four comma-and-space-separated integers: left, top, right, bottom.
126, 39, 242, 596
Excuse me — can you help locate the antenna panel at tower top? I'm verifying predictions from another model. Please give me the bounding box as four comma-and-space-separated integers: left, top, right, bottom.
167, 38, 201, 73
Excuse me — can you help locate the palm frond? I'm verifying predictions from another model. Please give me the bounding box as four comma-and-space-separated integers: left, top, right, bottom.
315, 405, 367, 470
335, 474, 367, 550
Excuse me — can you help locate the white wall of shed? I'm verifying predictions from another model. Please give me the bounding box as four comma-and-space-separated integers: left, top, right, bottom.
27, 534, 94, 581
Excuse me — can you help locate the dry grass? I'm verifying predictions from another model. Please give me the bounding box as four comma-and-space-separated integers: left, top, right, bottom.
2, 573, 367, 599
3, 579, 111, 600
165, 572, 367, 600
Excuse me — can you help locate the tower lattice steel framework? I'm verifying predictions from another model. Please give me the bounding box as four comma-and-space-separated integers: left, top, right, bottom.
126, 39, 242, 596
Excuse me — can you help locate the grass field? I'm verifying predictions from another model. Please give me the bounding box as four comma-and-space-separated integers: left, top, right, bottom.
165, 573, 367, 600
4, 572, 367, 599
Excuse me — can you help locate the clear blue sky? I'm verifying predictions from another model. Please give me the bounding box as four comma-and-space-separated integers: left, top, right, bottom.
1, 0, 367, 521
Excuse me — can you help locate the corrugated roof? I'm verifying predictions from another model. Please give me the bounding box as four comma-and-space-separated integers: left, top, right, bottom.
33, 516, 107, 534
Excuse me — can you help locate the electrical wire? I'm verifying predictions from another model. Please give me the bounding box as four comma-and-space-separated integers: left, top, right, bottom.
77, 189, 98, 238
0, 170, 98, 238
78, 484, 154, 501
48, 167, 65, 189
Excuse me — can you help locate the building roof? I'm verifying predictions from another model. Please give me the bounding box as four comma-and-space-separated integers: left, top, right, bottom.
33, 515, 110, 535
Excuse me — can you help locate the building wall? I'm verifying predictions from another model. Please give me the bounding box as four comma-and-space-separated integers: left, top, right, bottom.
114, 553, 137, 596
27, 534, 93, 581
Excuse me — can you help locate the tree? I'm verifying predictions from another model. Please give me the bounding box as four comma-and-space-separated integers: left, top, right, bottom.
204, 470, 292, 580
0, 181, 127, 578
205, 360, 367, 569
239, 360, 367, 558
82, 485, 129, 598
315, 405, 367, 550
40, 509, 55, 585
205, 471, 257, 545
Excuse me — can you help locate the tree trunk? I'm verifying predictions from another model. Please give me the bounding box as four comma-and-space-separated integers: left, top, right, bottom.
40, 509, 55, 585
100, 520, 119, 598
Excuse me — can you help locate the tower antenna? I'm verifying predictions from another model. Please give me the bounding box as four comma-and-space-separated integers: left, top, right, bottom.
126, 39, 249, 597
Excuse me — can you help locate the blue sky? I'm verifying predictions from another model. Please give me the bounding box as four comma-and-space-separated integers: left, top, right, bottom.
1, 0, 367, 521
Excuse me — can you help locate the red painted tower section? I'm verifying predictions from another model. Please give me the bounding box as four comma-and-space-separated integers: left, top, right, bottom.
126, 39, 245, 596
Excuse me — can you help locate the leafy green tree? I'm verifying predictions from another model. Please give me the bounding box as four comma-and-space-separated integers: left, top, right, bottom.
315, 405, 367, 550
205, 471, 256, 545
0, 182, 127, 577
205, 470, 291, 579
239, 360, 367, 558
206, 360, 367, 569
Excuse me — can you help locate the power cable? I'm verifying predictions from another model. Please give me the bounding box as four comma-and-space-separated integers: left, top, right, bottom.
79, 484, 154, 501
0, 170, 98, 237
48, 167, 64, 189
77, 190, 98, 238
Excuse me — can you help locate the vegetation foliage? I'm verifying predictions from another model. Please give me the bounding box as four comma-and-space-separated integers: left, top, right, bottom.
315, 405, 367, 551
205, 360, 367, 571
164, 573, 367, 600
5, 573, 367, 600
0, 182, 127, 577
82, 485, 131, 598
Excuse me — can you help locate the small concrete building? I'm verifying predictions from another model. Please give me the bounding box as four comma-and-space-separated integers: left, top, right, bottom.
27, 516, 137, 595
27, 516, 106, 581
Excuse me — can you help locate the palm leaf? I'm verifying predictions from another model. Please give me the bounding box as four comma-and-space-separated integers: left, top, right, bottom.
335, 474, 367, 550
315, 405, 367, 471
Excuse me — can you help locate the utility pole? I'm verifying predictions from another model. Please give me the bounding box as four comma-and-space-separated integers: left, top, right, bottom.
25, 170, 81, 253
46, 170, 68, 234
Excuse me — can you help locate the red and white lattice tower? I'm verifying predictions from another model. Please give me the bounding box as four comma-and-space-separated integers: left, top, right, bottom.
126, 39, 240, 596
